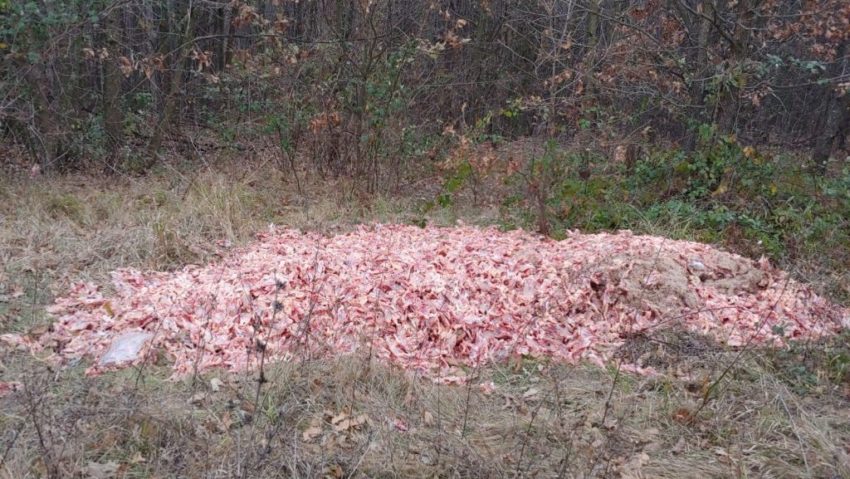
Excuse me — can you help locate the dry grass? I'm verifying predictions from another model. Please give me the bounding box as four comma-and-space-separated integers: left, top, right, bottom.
2, 343, 849, 478
0, 167, 408, 281
0, 164, 462, 324
1, 164, 849, 478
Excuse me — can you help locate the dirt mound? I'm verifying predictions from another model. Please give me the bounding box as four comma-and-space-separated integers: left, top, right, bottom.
591, 246, 771, 314
592, 254, 701, 312
3, 225, 847, 382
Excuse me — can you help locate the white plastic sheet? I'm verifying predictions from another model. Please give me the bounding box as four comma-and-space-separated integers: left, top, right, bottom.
99, 331, 153, 366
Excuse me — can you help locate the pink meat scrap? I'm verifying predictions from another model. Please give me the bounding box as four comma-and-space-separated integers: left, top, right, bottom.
17, 225, 850, 382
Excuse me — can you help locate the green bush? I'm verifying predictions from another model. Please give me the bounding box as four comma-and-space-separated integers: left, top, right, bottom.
493, 133, 849, 289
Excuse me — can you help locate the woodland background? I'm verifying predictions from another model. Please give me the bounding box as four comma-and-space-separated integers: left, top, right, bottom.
2, 0, 848, 175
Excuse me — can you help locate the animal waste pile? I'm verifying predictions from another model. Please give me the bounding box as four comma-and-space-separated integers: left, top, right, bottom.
6, 225, 848, 382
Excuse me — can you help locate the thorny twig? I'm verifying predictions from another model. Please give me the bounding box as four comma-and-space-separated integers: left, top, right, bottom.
460, 364, 478, 437
296, 248, 325, 364
190, 293, 218, 389
254, 273, 283, 407
516, 387, 549, 478
23, 379, 58, 479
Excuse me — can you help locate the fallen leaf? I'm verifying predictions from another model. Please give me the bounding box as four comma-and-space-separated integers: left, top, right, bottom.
479, 381, 496, 395
219, 411, 234, 431
672, 407, 692, 424
618, 452, 651, 478
713, 447, 732, 464
28, 324, 49, 337
423, 411, 435, 426
83, 461, 120, 479
333, 414, 368, 433
331, 412, 349, 426
324, 464, 344, 478
302, 426, 323, 442
522, 387, 540, 400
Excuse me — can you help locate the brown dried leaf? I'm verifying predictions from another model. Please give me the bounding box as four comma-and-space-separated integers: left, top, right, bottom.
302, 426, 323, 442
522, 387, 540, 400
423, 410, 435, 426
83, 461, 120, 479
324, 464, 344, 478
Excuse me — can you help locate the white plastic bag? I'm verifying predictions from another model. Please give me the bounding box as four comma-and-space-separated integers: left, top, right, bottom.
99, 331, 153, 366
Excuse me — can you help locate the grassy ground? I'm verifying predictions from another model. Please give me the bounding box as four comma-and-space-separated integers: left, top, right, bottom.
1, 159, 849, 478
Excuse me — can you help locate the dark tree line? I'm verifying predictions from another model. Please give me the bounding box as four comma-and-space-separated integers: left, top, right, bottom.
1, 0, 848, 178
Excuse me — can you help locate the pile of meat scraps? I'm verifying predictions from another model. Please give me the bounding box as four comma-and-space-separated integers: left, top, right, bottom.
7, 225, 849, 382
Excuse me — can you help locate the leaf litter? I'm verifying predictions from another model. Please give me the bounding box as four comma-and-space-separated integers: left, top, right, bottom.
5, 224, 848, 384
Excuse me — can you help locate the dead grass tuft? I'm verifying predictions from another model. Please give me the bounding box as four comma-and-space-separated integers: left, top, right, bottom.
2, 348, 848, 478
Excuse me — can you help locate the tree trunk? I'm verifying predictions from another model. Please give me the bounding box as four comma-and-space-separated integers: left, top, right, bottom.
147, 0, 195, 165
812, 41, 850, 174
684, 0, 714, 150
716, 0, 752, 136
216, 3, 233, 71
26, 64, 60, 170
103, 5, 125, 169
586, 0, 600, 51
